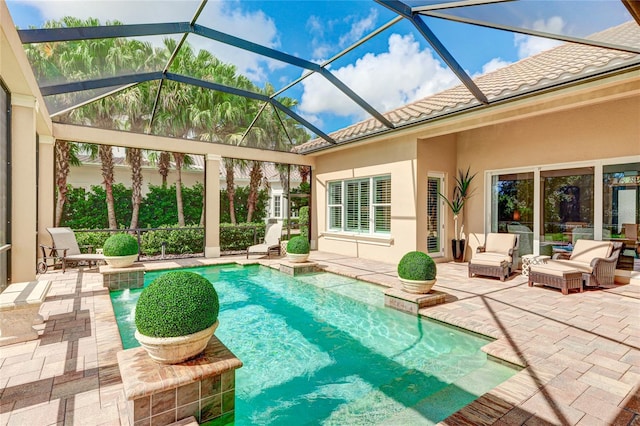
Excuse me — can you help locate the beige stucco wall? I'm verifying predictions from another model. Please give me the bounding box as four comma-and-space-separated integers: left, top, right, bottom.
312, 90, 640, 265
458, 95, 640, 238
417, 134, 457, 255
313, 135, 419, 263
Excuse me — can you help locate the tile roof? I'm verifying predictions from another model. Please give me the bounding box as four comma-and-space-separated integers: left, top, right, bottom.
294, 21, 640, 154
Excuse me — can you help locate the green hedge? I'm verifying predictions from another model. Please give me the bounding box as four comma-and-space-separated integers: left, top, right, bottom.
135, 271, 219, 338
73, 223, 268, 256
75, 231, 111, 253
140, 225, 204, 256
220, 223, 266, 251
61, 182, 269, 229
286, 235, 309, 254
299, 206, 309, 239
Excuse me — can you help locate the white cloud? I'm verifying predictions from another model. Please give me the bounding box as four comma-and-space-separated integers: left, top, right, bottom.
338, 8, 378, 48
515, 16, 565, 59
15, 0, 281, 83
476, 57, 512, 76
299, 33, 457, 119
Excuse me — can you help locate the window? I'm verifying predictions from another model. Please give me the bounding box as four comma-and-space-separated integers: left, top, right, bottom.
327, 175, 390, 234
603, 163, 639, 238
273, 194, 282, 218
427, 175, 444, 255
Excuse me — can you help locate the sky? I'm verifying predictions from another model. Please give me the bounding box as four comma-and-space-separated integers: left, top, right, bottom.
5, 0, 635, 135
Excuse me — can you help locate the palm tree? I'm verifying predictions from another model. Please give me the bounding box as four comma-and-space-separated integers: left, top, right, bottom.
54, 140, 81, 226
125, 148, 143, 229
173, 152, 186, 227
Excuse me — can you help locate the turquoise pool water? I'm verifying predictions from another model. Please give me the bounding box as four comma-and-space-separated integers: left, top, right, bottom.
111, 264, 516, 425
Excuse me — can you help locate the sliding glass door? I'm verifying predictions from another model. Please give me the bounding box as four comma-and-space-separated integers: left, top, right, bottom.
539, 167, 594, 255
490, 172, 534, 256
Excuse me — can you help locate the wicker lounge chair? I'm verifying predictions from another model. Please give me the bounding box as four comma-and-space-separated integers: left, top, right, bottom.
468, 233, 518, 281
246, 222, 282, 258
528, 240, 622, 294
41, 227, 105, 273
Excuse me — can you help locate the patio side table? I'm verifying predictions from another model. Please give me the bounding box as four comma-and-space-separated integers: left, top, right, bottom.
521, 254, 550, 276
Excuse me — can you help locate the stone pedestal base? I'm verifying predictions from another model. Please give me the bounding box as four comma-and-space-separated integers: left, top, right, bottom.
118, 336, 242, 425
279, 261, 321, 276
100, 264, 145, 290
384, 287, 446, 315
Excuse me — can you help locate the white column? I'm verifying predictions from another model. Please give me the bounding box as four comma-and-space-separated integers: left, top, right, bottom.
204, 154, 221, 258
10, 94, 38, 282
38, 136, 55, 258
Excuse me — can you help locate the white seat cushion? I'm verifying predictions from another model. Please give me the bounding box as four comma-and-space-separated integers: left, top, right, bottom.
470, 252, 509, 266
530, 262, 580, 277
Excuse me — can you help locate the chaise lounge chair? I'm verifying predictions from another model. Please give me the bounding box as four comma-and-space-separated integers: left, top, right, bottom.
246, 222, 283, 258
41, 227, 105, 273
468, 233, 518, 281
528, 239, 622, 294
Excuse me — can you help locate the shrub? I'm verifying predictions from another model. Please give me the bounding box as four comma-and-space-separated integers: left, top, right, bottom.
103, 233, 139, 256
220, 223, 265, 251
75, 231, 111, 253
299, 206, 309, 240
141, 225, 204, 256
135, 271, 219, 338
287, 236, 309, 254
397, 251, 436, 281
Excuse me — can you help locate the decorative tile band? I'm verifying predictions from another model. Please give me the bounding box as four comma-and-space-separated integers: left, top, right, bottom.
118, 337, 243, 426
101, 266, 145, 291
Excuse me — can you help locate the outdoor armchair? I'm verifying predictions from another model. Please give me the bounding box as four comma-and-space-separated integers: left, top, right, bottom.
529, 239, 622, 294
246, 222, 282, 259
468, 232, 518, 281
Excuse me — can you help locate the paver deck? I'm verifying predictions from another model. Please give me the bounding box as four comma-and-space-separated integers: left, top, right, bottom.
1, 252, 638, 425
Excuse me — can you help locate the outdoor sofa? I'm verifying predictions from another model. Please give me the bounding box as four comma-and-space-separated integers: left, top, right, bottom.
528, 239, 622, 295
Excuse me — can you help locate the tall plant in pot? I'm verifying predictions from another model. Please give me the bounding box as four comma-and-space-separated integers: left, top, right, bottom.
397, 251, 437, 294
439, 167, 476, 262
134, 271, 220, 364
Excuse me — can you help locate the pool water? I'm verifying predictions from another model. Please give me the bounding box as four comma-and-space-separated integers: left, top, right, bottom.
111, 264, 516, 425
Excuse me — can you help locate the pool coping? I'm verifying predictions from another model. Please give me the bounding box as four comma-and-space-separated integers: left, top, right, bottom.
1, 252, 638, 425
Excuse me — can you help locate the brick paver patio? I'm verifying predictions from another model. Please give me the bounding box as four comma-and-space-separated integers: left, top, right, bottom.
1, 252, 638, 425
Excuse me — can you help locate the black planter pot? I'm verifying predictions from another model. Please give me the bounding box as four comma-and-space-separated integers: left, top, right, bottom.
451, 239, 466, 262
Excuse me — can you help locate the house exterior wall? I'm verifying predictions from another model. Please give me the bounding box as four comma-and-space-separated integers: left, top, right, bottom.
312, 90, 640, 265
458, 95, 640, 239
313, 135, 418, 263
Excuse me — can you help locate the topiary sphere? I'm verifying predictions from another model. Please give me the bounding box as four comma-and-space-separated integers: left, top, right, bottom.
135, 271, 219, 338
397, 251, 437, 281
103, 233, 139, 256
287, 236, 310, 254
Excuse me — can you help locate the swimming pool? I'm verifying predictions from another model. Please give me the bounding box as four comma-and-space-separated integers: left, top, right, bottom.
111, 264, 516, 425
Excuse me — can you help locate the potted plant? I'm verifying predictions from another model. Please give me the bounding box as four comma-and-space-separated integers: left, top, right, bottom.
286, 235, 310, 263
102, 233, 139, 268
134, 271, 220, 364
397, 251, 437, 294
439, 167, 477, 262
